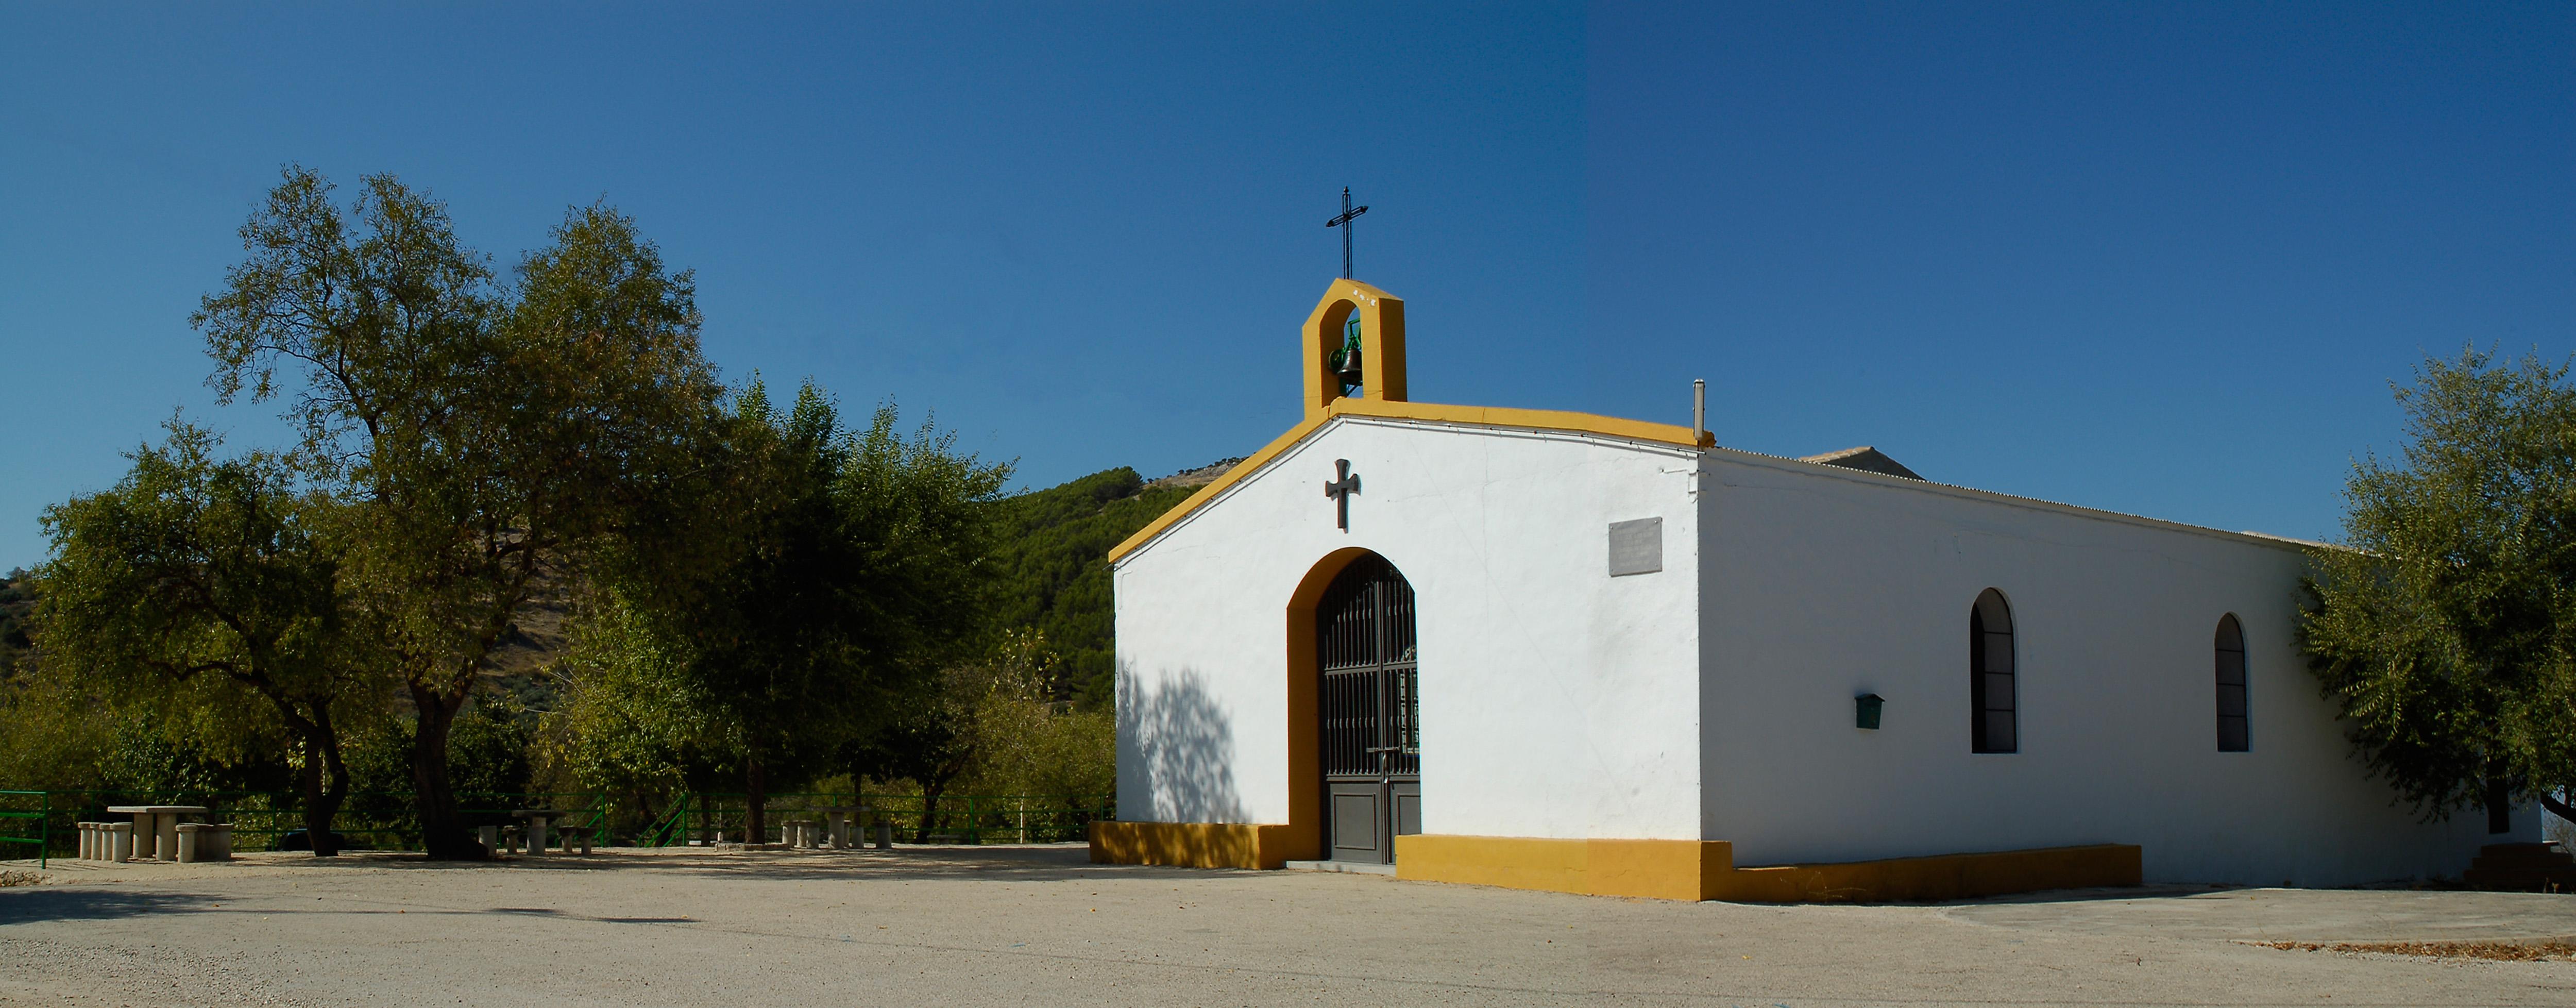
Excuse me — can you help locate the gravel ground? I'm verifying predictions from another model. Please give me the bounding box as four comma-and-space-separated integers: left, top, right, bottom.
5, 846, 2575, 1006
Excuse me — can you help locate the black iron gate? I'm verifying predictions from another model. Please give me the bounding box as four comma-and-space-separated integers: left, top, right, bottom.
1317, 555, 1419, 864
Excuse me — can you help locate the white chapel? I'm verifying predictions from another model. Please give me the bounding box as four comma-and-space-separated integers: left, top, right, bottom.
1090, 278, 2510, 902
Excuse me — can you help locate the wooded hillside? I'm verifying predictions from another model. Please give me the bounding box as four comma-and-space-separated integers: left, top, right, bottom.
989, 467, 1200, 709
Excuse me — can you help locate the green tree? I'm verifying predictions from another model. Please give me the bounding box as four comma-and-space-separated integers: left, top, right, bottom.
544, 591, 720, 829
193, 167, 722, 858
599, 382, 1008, 844
954, 630, 1114, 801
35, 424, 372, 853
2303, 348, 2576, 834
850, 630, 1113, 839
0, 570, 36, 682
0, 573, 114, 792
849, 679, 976, 843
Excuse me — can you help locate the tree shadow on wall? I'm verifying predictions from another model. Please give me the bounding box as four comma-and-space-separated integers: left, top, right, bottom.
1117, 667, 1246, 824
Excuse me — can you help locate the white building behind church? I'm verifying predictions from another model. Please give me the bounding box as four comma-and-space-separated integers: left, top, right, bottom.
1092, 279, 2509, 901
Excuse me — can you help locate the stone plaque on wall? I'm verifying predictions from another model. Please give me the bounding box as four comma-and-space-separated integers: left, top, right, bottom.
1608, 517, 1663, 577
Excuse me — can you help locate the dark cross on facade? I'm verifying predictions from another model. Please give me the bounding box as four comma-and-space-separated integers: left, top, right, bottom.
1325, 187, 1369, 279
1323, 458, 1361, 530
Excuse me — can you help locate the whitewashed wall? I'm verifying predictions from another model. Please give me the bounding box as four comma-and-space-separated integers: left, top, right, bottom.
1114, 416, 1704, 841
1697, 450, 2513, 886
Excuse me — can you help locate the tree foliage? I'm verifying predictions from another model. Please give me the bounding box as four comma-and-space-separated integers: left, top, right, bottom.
952, 629, 1115, 799
2303, 348, 2576, 832
34, 423, 375, 851
577, 381, 1009, 841
545, 592, 715, 805
9, 166, 1162, 840
849, 629, 1114, 838
191, 166, 724, 857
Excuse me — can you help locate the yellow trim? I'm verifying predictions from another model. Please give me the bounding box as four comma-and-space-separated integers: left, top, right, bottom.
1589, 838, 1738, 901
1278, 548, 1381, 863
1391, 835, 2142, 903
1394, 836, 1726, 901
1106, 398, 1713, 564
1395, 835, 1596, 896
1718, 843, 2143, 903
1087, 821, 1303, 870
1302, 279, 1408, 418
1330, 397, 1711, 449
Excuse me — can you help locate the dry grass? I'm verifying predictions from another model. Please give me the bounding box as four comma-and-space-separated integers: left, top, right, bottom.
2258, 939, 2576, 962
0, 869, 43, 887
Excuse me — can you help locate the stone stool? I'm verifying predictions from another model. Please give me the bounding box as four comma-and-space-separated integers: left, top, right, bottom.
176, 823, 233, 863
478, 825, 499, 854
107, 822, 133, 863
78, 822, 96, 861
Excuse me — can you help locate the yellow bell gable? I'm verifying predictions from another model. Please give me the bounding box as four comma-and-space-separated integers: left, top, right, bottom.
1107, 279, 1711, 564
1301, 279, 1408, 421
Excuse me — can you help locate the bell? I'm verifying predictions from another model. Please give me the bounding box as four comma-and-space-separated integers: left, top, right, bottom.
1334, 344, 1364, 388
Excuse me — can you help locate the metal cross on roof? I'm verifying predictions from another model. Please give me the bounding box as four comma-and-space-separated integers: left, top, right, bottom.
1323, 458, 1361, 531
1325, 187, 1369, 279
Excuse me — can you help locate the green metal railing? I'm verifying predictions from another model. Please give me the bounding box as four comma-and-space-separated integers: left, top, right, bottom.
640, 793, 699, 848
0, 790, 48, 868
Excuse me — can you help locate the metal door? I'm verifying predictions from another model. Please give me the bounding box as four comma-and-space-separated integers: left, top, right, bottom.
1317, 555, 1419, 864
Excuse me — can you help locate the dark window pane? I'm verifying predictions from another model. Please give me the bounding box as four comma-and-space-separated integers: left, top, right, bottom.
2218, 716, 2249, 752
1971, 589, 2017, 752
2216, 615, 2249, 750
1984, 712, 2017, 752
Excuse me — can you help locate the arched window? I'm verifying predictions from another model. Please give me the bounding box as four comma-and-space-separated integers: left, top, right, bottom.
2215, 615, 2249, 752
1970, 589, 2017, 753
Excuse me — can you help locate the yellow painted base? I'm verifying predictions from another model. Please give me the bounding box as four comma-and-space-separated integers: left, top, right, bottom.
1394, 835, 1734, 900
1719, 842, 2142, 903
1087, 821, 1305, 870
1091, 825, 2141, 902
1394, 834, 2141, 903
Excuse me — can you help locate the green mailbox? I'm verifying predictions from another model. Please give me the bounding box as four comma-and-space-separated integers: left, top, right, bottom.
1855, 693, 1884, 730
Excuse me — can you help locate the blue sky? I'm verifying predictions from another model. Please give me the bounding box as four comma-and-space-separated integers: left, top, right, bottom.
2, 3, 2567, 569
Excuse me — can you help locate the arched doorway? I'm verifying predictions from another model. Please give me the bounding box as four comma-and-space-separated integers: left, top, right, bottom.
1316, 553, 1420, 864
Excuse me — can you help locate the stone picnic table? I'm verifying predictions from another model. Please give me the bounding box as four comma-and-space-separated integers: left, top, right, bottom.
507, 809, 590, 855
814, 806, 874, 849
104, 805, 206, 862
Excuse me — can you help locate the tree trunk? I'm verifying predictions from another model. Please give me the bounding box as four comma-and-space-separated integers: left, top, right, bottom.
309, 706, 351, 858
2485, 762, 2514, 835
263, 693, 348, 858
295, 740, 333, 856
410, 684, 483, 860
745, 757, 768, 848
917, 780, 944, 845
